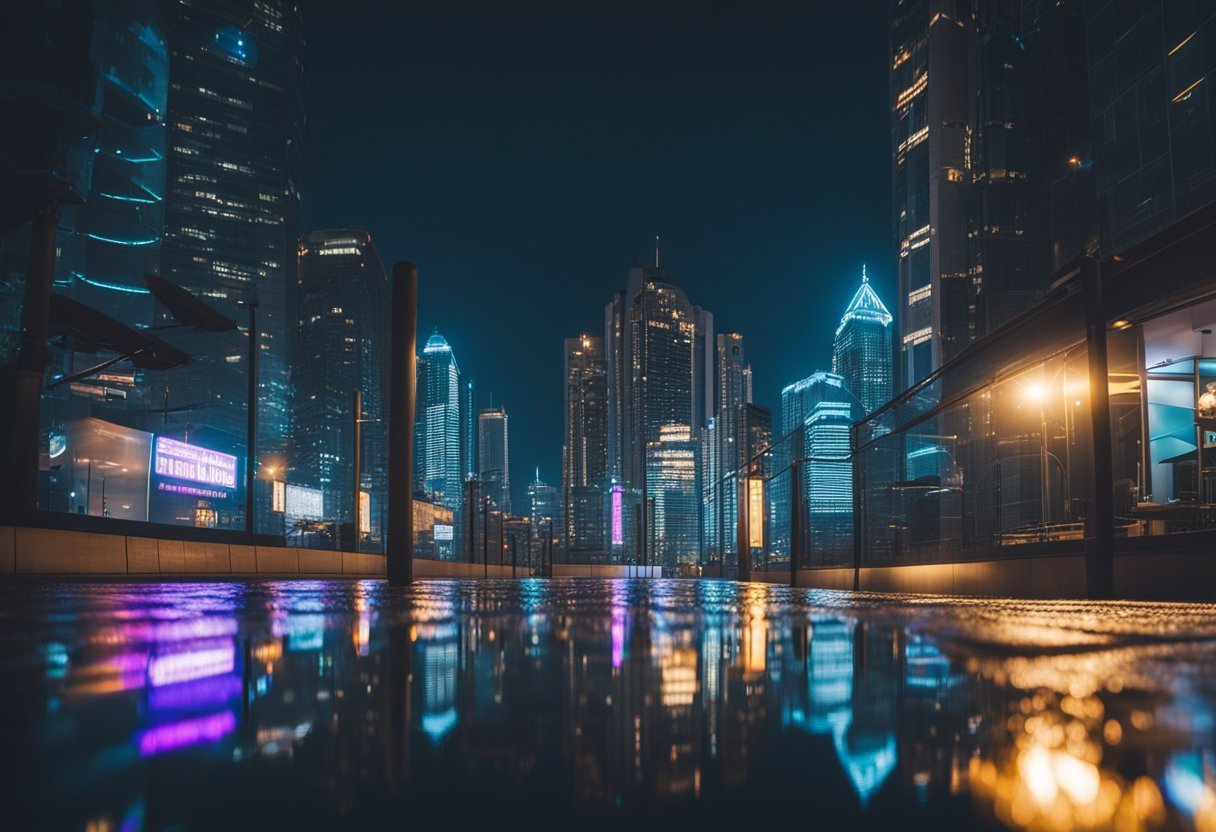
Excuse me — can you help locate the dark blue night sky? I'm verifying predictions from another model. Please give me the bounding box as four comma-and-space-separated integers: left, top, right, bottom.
306, 1, 891, 509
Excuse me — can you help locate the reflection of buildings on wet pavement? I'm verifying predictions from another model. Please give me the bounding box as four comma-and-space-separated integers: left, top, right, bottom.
11, 580, 1216, 829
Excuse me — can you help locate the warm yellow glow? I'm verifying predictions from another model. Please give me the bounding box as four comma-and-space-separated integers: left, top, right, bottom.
1111, 319, 1133, 330
747, 477, 764, 549
1025, 382, 1048, 403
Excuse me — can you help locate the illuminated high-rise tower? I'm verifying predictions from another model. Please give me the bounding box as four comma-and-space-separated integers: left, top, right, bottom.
563, 334, 608, 560
294, 230, 389, 547
159, 0, 306, 529
416, 331, 463, 511
477, 405, 510, 513
832, 266, 893, 413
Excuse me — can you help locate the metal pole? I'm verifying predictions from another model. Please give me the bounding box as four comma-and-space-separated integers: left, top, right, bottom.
1082, 257, 1114, 599
245, 299, 258, 541
387, 262, 418, 585
1, 204, 58, 523
467, 479, 475, 564
525, 520, 532, 575
790, 459, 801, 588
851, 424, 862, 592
737, 477, 750, 582
498, 509, 504, 566
353, 389, 362, 553
482, 497, 489, 579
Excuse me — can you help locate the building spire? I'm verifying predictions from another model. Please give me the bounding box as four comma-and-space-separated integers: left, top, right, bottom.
655, 235, 660, 268
862, 263, 868, 283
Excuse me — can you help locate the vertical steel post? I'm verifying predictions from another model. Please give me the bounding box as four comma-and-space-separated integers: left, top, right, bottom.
1, 204, 57, 523
851, 423, 862, 591
789, 459, 801, 588
387, 262, 418, 585
482, 498, 489, 579
737, 476, 750, 582
245, 299, 258, 540
352, 389, 362, 553
1082, 257, 1114, 599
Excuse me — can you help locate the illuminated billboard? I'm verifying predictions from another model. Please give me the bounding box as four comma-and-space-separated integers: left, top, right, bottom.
285, 484, 324, 520
611, 484, 624, 546
154, 437, 237, 490
434, 524, 454, 541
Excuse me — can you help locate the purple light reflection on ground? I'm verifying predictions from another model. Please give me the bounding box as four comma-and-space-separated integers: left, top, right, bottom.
137, 710, 237, 757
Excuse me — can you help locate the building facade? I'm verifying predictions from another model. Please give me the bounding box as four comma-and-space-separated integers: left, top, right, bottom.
293, 229, 389, 549
563, 334, 609, 560
416, 331, 464, 511
832, 267, 894, 413
159, 0, 306, 531
477, 405, 510, 513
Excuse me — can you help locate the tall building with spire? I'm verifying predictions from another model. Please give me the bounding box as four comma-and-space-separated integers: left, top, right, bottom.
416, 331, 463, 511
604, 263, 703, 566
832, 266, 894, 413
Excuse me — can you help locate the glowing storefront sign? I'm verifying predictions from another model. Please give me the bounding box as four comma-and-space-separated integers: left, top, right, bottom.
285, 484, 323, 519
747, 477, 765, 549
360, 490, 371, 535
154, 437, 237, 489
611, 484, 624, 546
433, 523, 454, 541
272, 480, 286, 513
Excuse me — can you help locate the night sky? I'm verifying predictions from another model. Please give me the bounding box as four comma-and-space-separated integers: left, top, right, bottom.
307, 1, 891, 510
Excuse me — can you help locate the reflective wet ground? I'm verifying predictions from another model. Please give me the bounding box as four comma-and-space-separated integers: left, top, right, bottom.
4, 579, 1216, 830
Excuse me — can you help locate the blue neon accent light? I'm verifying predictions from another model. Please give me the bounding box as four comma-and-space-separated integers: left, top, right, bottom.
70, 271, 152, 295
215, 26, 258, 68
84, 233, 160, 247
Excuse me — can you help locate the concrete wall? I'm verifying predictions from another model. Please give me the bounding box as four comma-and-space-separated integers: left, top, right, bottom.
550, 564, 663, 579
2, 525, 522, 580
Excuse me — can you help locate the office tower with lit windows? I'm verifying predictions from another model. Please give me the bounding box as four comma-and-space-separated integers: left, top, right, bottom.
890, 0, 974, 386
159, 0, 305, 530
604, 263, 705, 566
1085, 1, 1216, 255
702, 333, 754, 561
692, 307, 715, 433
463, 379, 476, 480
528, 470, 560, 539
478, 405, 510, 513
294, 230, 389, 548
416, 331, 464, 511
563, 334, 608, 560
832, 267, 893, 413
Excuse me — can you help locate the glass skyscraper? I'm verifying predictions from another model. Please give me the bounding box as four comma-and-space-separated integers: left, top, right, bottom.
477, 405, 510, 514
563, 334, 608, 560
159, 0, 306, 531
832, 266, 893, 414
604, 264, 707, 566
416, 331, 464, 512
294, 229, 389, 549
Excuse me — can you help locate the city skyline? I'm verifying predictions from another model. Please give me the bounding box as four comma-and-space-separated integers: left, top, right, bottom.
304, 2, 893, 502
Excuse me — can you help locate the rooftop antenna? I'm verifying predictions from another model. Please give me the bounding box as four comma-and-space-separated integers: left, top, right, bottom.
862, 263, 868, 283
655, 235, 660, 269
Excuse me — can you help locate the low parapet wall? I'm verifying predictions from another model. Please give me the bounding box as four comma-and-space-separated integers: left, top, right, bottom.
1, 525, 518, 580
550, 564, 663, 579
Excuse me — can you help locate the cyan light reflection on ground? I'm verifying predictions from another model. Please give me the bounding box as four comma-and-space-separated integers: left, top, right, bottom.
4, 579, 1216, 830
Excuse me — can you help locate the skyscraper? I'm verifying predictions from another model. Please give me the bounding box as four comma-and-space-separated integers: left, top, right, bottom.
463, 379, 476, 480
528, 469, 560, 540
416, 331, 463, 511
890, 0, 1056, 390
563, 334, 608, 560
891, 0, 973, 387
477, 405, 510, 513
702, 333, 754, 563
832, 266, 893, 413
1085, 1, 1216, 255
604, 263, 704, 566
294, 229, 389, 547
159, 0, 306, 529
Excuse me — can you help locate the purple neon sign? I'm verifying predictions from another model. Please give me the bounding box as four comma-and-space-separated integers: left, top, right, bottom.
611, 484, 624, 546
154, 437, 237, 490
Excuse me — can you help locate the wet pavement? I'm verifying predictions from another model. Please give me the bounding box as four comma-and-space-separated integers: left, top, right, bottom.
3, 578, 1216, 830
